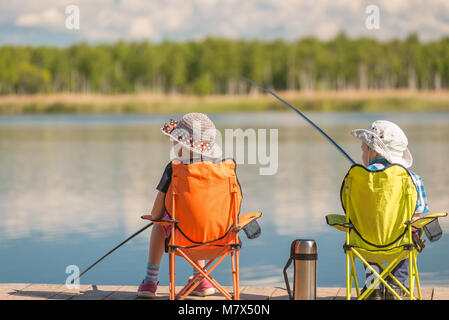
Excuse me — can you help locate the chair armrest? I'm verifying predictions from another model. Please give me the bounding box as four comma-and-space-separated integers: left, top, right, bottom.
326, 214, 352, 232
406, 212, 447, 229
141, 215, 178, 226
233, 212, 262, 232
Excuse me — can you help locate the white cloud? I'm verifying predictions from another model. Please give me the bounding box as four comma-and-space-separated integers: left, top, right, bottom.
378, 0, 407, 14
129, 17, 155, 39
15, 7, 65, 29
315, 21, 341, 40
3, 0, 449, 44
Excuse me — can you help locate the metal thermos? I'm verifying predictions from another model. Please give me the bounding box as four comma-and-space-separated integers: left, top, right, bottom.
283, 239, 317, 300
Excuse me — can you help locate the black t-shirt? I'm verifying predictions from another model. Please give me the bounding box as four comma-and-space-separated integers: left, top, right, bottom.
156, 162, 172, 194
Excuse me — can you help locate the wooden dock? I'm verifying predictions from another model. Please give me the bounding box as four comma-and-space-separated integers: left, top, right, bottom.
1, 284, 449, 300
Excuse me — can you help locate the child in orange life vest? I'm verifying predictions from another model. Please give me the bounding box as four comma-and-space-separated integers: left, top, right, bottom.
137, 113, 222, 299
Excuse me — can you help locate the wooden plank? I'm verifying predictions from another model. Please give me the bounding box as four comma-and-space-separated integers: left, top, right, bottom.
7, 284, 66, 300
70, 285, 122, 300
269, 287, 289, 300
421, 287, 433, 300
0, 284, 446, 300
0, 283, 31, 297
432, 287, 449, 300
240, 286, 273, 300
334, 287, 358, 300
105, 286, 139, 300
0, 284, 35, 300
0, 283, 32, 292
317, 287, 340, 300
415, 287, 433, 300
50, 284, 94, 300
269, 287, 339, 300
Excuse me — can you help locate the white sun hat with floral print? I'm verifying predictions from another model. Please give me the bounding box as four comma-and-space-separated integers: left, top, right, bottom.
161, 113, 222, 159
350, 120, 413, 168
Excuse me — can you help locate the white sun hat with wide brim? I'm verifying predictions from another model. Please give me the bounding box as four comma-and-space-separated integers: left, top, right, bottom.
350, 120, 413, 168
161, 113, 222, 159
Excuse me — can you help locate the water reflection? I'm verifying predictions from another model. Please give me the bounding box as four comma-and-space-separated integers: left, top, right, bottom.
1, 113, 448, 287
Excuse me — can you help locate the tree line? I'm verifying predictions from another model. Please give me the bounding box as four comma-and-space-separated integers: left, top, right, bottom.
1, 33, 449, 95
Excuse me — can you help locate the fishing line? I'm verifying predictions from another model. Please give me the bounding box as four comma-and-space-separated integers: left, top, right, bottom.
72, 222, 154, 283
229, 73, 356, 165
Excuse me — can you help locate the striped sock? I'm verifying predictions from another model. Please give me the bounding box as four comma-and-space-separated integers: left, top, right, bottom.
144, 263, 160, 283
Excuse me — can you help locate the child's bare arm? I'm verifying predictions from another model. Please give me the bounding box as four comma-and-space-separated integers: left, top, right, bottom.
142, 191, 166, 220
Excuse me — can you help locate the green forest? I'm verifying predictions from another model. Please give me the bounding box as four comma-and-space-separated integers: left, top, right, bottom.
1, 33, 449, 95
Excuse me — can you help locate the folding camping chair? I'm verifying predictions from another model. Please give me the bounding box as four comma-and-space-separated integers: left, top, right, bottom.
144, 158, 261, 300
326, 164, 447, 300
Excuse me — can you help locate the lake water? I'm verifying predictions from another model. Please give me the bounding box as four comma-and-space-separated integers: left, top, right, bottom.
1, 112, 449, 289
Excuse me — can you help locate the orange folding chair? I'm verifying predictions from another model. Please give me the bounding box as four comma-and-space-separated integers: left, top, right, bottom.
145, 158, 261, 300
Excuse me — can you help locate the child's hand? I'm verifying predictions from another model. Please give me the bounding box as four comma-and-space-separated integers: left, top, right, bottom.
141, 214, 154, 220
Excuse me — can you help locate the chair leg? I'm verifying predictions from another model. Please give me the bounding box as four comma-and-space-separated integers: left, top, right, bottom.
234, 249, 240, 300
409, 251, 414, 300
377, 263, 412, 299
352, 249, 403, 300
346, 251, 351, 300
230, 251, 236, 298
169, 250, 176, 300
176, 249, 233, 300
349, 253, 360, 297
413, 253, 422, 300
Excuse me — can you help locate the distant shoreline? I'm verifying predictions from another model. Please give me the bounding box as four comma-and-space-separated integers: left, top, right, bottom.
1, 90, 448, 114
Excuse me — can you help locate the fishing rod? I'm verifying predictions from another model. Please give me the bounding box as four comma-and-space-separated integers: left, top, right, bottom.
231, 73, 356, 165
72, 222, 154, 284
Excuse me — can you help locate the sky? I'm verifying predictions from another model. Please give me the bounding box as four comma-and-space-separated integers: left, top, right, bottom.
1, 0, 449, 46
